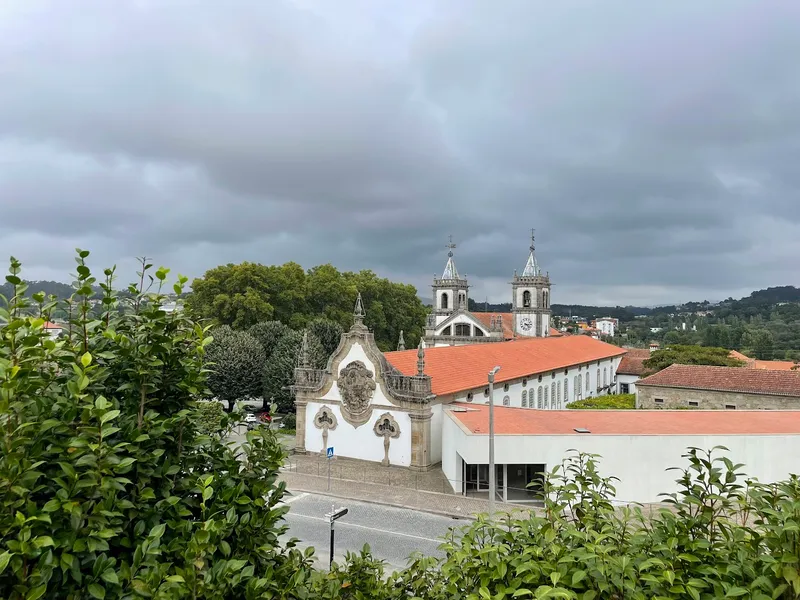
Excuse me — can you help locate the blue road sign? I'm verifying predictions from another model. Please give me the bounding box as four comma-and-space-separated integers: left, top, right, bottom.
327, 447, 334, 458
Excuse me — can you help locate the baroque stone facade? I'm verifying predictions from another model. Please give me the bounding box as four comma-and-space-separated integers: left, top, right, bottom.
293, 293, 442, 471
637, 385, 800, 410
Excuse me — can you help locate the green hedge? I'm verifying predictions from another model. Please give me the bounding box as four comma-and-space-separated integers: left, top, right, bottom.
568, 393, 636, 409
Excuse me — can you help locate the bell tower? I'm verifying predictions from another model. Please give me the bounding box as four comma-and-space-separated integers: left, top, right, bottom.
431, 235, 469, 327
511, 230, 551, 337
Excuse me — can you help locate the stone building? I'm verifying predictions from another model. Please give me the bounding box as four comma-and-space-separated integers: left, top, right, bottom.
636, 364, 800, 410
424, 232, 560, 347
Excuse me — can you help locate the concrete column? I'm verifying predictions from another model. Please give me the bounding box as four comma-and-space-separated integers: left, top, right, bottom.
294, 401, 307, 454
409, 411, 433, 472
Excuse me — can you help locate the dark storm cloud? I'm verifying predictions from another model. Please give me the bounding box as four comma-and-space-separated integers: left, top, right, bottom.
1, 0, 799, 304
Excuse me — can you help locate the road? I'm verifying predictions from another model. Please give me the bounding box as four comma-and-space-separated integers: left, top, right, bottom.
279, 491, 466, 571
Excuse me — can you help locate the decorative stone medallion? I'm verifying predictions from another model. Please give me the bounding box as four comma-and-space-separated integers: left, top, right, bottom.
313, 405, 338, 455
373, 412, 401, 467
338, 360, 376, 425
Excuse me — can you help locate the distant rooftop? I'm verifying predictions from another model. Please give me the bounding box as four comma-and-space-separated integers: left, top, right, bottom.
637, 364, 800, 397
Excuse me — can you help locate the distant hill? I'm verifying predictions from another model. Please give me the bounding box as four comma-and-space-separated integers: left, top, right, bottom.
0, 280, 79, 300
466, 299, 652, 320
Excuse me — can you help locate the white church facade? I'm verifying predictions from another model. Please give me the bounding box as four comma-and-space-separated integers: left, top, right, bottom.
424, 233, 559, 348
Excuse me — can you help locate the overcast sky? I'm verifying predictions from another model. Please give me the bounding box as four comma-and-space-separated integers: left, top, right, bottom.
2, 0, 799, 306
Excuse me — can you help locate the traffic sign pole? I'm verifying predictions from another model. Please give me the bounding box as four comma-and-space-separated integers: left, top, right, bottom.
325, 505, 348, 569
326, 447, 334, 492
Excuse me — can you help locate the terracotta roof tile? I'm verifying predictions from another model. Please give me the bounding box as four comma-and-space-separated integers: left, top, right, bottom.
636, 364, 800, 397
448, 403, 800, 435
470, 312, 561, 339
386, 335, 625, 396
43, 321, 62, 329
617, 348, 652, 376
754, 359, 799, 371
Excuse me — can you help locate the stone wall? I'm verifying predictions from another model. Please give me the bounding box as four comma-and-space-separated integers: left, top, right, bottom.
637, 385, 800, 410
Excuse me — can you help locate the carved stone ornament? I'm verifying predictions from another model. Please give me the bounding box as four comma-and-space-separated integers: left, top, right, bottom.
373, 412, 401, 467
313, 405, 338, 455
338, 360, 376, 425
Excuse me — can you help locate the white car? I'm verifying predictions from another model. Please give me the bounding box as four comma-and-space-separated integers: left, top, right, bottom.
244, 413, 257, 423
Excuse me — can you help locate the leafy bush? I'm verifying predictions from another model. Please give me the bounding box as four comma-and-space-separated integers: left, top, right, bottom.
280, 412, 297, 430
568, 393, 636, 409
0, 252, 315, 599
195, 400, 227, 435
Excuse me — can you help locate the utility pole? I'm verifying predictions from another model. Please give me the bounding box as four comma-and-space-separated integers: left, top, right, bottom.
487, 365, 501, 517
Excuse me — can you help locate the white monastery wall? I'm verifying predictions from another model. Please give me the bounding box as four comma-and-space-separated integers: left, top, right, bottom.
616, 373, 640, 394
444, 420, 800, 504
429, 403, 444, 464
311, 340, 412, 466
446, 357, 618, 409
304, 401, 412, 466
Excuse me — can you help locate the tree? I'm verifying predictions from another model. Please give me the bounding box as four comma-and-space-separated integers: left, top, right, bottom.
247, 320, 291, 362
186, 262, 276, 329
262, 329, 325, 414
643, 345, 745, 373
743, 328, 775, 360
195, 400, 228, 435
568, 394, 635, 409
0, 252, 316, 599
204, 325, 266, 411
306, 317, 343, 359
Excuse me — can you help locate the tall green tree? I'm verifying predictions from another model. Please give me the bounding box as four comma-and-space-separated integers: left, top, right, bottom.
205, 325, 266, 411
743, 328, 775, 360
262, 329, 325, 413
306, 318, 343, 359
247, 320, 291, 362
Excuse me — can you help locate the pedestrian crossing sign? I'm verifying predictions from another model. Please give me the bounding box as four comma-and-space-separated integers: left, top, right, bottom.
327, 447, 334, 458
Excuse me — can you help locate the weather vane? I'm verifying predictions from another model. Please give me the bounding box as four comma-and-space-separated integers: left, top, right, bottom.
446, 234, 456, 257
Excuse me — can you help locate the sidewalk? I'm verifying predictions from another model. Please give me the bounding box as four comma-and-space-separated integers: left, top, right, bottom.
280, 457, 535, 519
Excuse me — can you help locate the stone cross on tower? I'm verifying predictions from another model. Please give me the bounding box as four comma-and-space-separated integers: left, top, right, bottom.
352, 291, 367, 331
446, 234, 456, 257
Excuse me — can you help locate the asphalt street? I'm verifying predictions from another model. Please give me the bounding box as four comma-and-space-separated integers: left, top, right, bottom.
279, 491, 466, 571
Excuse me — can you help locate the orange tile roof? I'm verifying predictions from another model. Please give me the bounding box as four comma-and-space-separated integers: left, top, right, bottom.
636, 364, 800, 397
386, 335, 626, 396
470, 312, 561, 339
617, 348, 651, 376
447, 403, 800, 435
43, 321, 62, 329
728, 350, 751, 363
754, 359, 799, 371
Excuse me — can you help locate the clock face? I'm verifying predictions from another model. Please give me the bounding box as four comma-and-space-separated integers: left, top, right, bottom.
520, 317, 533, 332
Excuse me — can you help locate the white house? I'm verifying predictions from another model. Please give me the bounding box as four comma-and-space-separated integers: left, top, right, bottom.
442, 405, 800, 504
616, 348, 651, 394
43, 321, 63, 338
595, 317, 617, 337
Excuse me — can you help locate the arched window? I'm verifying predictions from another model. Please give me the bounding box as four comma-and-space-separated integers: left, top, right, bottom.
440, 293, 448, 309
521, 390, 528, 408
576, 375, 582, 397
455, 323, 470, 336
603, 368, 608, 387
597, 368, 601, 392
504, 383, 509, 392
544, 386, 549, 409
466, 392, 473, 402
586, 373, 590, 393
537, 387, 543, 409
543, 289, 549, 308
475, 328, 484, 337
503, 395, 510, 406
458, 292, 466, 307
522, 290, 532, 307
557, 381, 561, 405
442, 326, 451, 336
564, 380, 568, 403
551, 382, 556, 406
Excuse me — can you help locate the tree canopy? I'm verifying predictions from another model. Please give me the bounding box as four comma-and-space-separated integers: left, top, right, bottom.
205, 325, 266, 409
186, 261, 426, 351
643, 345, 744, 373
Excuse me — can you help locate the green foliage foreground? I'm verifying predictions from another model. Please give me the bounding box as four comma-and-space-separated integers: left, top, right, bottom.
3, 253, 800, 599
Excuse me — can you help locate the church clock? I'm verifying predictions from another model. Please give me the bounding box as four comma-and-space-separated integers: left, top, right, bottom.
520, 317, 533, 332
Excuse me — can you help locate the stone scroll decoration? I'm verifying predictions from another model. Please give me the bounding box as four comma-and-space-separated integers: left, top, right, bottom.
312, 405, 338, 456
338, 360, 376, 427
373, 412, 401, 467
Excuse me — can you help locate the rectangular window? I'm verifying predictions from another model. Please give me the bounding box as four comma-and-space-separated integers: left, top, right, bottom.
654, 398, 664, 404
688, 401, 699, 407
725, 404, 736, 410
620, 383, 630, 394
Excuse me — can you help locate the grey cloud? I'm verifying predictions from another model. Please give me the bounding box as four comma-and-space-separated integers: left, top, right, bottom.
1, 0, 799, 304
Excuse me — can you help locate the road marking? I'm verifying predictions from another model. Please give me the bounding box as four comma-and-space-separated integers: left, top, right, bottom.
285, 512, 442, 543
282, 492, 308, 505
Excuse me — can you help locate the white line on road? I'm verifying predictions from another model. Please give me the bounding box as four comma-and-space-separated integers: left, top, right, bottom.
286, 512, 442, 544
282, 492, 308, 505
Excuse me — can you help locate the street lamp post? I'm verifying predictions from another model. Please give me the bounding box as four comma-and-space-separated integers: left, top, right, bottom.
488, 365, 501, 517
